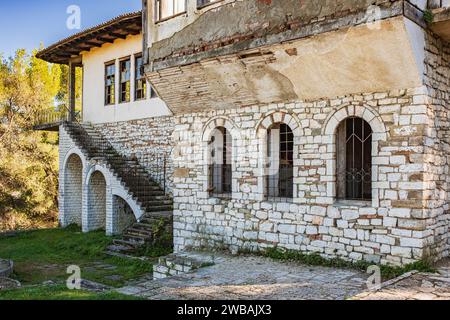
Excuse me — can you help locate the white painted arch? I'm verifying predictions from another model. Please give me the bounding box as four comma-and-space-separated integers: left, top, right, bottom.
111, 187, 144, 221
323, 105, 388, 140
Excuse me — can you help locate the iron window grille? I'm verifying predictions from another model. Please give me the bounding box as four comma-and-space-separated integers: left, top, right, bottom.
155, 0, 187, 22
336, 117, 373, 201
266, 123, 294, 201
105, 63, 115, 105
208, 127, 232, 198
119, 59, 131, 103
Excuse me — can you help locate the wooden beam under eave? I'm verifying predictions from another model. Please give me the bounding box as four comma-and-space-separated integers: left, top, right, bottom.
109, 32, 128, 39
96, 36, 116, 43
85, 41, 103, 47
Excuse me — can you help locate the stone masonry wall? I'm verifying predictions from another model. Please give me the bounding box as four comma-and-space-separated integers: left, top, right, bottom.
87, 171, 107, 231
423, 31, 450, 260
59, 125, 146, 236
94, 116, 175, 194
171, 86, 444, 266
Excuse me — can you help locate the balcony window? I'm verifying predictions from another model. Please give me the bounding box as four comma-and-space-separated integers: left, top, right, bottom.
155, 0, 186, 22
119, 58, 131, 103
105, 63, 115, 105
135, 55, 147, 101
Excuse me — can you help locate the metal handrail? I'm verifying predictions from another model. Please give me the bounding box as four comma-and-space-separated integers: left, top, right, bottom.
64, 122, 171, 199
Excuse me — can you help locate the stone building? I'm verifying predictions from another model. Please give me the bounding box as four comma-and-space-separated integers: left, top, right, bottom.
35, 0, 450, 266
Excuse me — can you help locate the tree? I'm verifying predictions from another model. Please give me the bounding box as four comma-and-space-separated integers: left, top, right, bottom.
0, 48, 69, 230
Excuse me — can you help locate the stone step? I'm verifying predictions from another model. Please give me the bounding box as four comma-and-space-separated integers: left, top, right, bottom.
106, 244, 135, 253
123, 234, 149, 243
126, 227, 153, 237
112, 239, 141, 248
145, 206, 174, 213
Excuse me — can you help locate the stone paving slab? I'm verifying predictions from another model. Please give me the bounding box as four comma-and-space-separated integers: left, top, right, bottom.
117, 254, 369, 300
353, 259, 450, 300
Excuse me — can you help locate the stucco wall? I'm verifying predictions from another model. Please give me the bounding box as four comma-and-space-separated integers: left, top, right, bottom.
81, 33, 172, 124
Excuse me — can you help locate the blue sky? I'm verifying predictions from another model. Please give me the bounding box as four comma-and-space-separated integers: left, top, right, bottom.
0, 0, 142, 58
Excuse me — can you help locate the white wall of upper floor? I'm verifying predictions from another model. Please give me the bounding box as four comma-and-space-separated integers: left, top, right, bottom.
81, 33, 172, 124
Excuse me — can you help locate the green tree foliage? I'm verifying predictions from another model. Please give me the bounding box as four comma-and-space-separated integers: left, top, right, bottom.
0, 49, 72, 230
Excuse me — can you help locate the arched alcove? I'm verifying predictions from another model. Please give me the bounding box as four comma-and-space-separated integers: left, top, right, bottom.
87, 171, 107, 231
63, 153, 83, 226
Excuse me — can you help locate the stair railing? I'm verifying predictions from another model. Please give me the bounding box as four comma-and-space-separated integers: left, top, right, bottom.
64, 122, 172, 208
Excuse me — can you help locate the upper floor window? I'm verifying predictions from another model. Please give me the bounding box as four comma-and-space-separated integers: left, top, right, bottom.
197, 0, 221, 8
155, 0, 186, 22
105, 63, 115, 105
208, 127, 232, 198
266, 123, 294, 200
336, 117, 372, 201
119, 58, 131, 103
135, 55, 147, 101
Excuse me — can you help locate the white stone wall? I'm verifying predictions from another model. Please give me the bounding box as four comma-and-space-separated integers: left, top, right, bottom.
171, 86, 443, 266
423, 30, 450, 260
94, 116, 175, 194
87, 80, 449, 265
59, 125, 145, 236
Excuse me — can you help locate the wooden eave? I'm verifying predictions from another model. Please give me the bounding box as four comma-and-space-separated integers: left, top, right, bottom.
36, 11, 142, 65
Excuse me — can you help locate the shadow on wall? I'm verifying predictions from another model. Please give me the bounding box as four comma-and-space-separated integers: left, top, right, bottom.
114, 195, 137, 234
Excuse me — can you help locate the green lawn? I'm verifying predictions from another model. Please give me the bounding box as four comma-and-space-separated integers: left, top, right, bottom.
0, 225, 171, 300
0, 285, 142, 300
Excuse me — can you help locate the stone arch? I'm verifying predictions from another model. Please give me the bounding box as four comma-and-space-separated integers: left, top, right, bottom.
323, 105, 387, 140
256, 111, 302, 139
112, 194, 138, 234
201, 117, 241, 196
256, 111, 301, 201
322, 105, 388, 207
202, 116, 240, 142
112, 188, 143, 221
63, 153, 83, 227
87, 170, 108, 231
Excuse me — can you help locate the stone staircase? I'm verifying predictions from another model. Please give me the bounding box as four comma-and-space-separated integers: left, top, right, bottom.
62, 122, 173, 254
107, 212, 173, 256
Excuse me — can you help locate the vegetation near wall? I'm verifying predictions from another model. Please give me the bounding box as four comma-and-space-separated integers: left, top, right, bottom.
0, 48, 81, 231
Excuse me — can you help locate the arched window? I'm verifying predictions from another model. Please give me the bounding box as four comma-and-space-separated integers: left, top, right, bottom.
266, 123, 294, 199
336, 117, 372, 201
208, 127, 232, 197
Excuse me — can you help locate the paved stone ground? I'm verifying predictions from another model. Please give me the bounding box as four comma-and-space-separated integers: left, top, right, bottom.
117, 254, 369, 300
353, 259, 450, 300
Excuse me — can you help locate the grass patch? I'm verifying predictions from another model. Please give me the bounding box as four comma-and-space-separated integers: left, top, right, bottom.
0, 226, 155, 288
262, 247, 436, 280
0, 285, 143, 300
